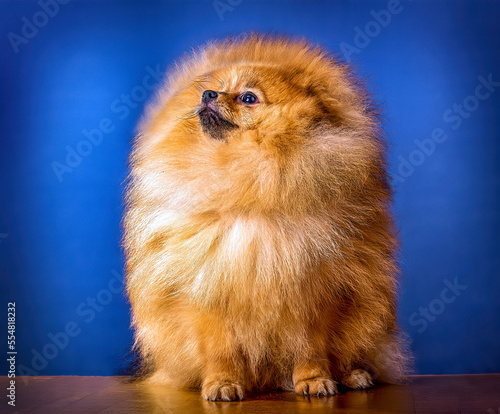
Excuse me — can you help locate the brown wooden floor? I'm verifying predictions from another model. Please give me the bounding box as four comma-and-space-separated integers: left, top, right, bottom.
1, 374, 499, 414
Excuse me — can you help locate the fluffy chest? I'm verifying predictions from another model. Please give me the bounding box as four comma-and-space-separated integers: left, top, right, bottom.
144, 208, 338, 305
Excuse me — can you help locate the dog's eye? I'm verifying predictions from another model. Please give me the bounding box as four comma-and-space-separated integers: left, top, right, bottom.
238, 92, 259, 105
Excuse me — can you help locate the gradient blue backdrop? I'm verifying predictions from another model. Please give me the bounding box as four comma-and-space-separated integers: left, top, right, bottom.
1, 0, 499, 377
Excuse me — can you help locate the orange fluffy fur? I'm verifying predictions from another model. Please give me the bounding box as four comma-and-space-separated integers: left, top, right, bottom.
124, 34, 409, 401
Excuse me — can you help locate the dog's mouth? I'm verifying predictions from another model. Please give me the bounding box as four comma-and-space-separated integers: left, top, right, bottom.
197, 105, 237, 140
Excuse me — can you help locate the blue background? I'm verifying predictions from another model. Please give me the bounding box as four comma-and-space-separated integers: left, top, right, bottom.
1, 0, 499, 377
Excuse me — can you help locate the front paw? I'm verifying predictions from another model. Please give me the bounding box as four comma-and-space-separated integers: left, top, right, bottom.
342, 369, 374, 389
201, 381, 244, 401
294, 377, 338, 396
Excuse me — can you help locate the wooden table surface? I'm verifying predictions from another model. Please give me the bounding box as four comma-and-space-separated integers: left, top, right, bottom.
1, 374, 499, 414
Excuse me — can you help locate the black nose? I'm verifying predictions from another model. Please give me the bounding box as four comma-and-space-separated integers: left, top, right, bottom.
202, 90, 218, 103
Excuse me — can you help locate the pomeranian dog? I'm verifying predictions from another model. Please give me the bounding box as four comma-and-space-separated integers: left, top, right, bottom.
124, 34, 409, 401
